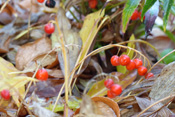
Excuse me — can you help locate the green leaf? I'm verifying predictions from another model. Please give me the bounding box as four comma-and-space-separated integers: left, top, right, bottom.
46, 99, 81, 112
160, 48, 175, 64
117, 34, 135, 74
163, 0, 174, 31
141, 0, 157, 21
122, 0, 141, 33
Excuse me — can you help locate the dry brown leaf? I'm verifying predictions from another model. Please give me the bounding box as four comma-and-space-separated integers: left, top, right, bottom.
47, 69, 64, 78
15, 37, 52, 70
149, 61, 175, 102
51, 7, 82, 75
135, 97, 174, 117
146, 36, 175, 55
18, 0, 40, 13
0, 3, 15, 25
74, 95, 120, 117
27, 79, 64, 98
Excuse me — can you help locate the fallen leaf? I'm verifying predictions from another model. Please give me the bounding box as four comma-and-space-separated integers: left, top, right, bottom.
74, 95, 120, 117
149, 61, 175, 102
27, 79, 64, 98
51, 7, 82, 74
136, 96, 173, 117
15, 37, 52, 70
0, 57, 37, 106
0, 3, 16, 25
31, 101, 62, 117
87, 70, 137, 97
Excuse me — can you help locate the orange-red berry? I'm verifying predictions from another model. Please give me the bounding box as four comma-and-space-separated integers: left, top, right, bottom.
145, 72, 154, 79
134, 58, 143, 69
126, 60, 136, 70
104, 79, 114, 89
131, 10, 140, 20
1, 89, 10, 100
44, 23, 55, 34
36, 68, 48, 81
110, 55, 120, 66
88, 0, 97, 9
107, 90, 116, 98
138, 66, 147, 76
37, 0, 45, 3
110, 84, 122, 96
119, 55, 131, 66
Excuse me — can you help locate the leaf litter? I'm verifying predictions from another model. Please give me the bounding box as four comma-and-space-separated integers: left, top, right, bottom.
0, 0, 175, 117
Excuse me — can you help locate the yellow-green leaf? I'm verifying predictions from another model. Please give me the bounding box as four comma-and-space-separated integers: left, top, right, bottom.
117, 34, 135, 74
0, 57, 38, 106
79, 9, 108, 62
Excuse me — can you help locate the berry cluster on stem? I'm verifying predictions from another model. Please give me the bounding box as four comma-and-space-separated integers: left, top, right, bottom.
110, 54, 154, 79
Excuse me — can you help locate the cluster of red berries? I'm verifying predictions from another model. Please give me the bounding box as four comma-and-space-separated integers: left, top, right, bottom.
1, 89, 10, 100
36, 68, 48, 81
88, 0, 98, 9
131, 10, 145, 21
110, 55, 154, 79
104, 79, 122, 98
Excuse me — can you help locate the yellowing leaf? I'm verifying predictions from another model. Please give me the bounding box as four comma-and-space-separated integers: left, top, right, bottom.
87, 72, 122, 97
117, 34, 135, 74
0, 57, 37, 106
79, 9, 107, 62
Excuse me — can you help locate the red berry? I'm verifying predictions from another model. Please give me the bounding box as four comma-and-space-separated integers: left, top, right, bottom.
1, 89, 10, 100
37, 0, 45, 3
145, 72, 154, 79
131, 10, 140, 20
104, 79, 114, 89
119, 55, 131, 66
110, 55, 120, 66
36, 68, 48, 81
107, 90, 116, 98
110, 84, 122, 96
126, 60, 136, 70
138, 66, 147, 76
88, 0, 97, 9
44, 23, 55, 34
134, 58, 143, 69
143, 16, 145, 20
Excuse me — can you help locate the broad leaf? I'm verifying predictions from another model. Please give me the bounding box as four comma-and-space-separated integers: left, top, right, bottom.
144, 0, 159, 39
51, 7, 82, 74
87, 71, 137, 97
141, 0, 157, 21
79, 9, 105, 61
122, 0, 141, 33
0, 57, 37, 106
163, 0, 173, 31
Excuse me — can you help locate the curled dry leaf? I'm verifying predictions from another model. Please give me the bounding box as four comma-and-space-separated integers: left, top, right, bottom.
0, 3, 16, 25
15, 37, 52, 70
74, 95, 120, 117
